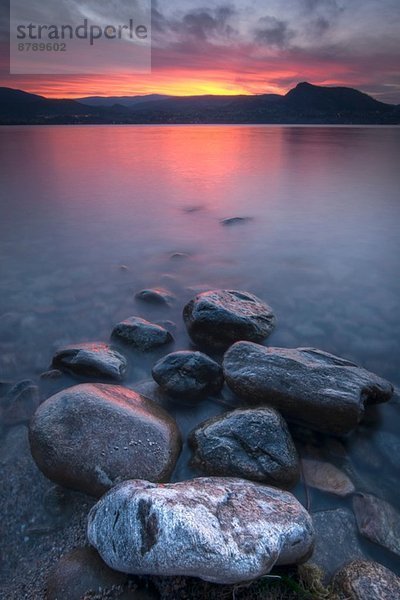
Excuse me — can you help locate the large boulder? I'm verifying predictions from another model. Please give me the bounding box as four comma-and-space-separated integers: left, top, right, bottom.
152, 351, 224, 402
112, 317, 173, 351
52, 342, 127, 381
183, 290, 276, 350
29, 384, 182, 496
189, 408, 299, 488
223, 343, 393, 435
87, 477, 314, 584
332, 560, 400, 600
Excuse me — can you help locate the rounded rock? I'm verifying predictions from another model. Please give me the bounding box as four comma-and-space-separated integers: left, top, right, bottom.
189, 408, 299, 487
52, 342, 127, 381
152, 351, 224, 402
112, 317, 173, 351
332, 559, 400, 600
88, 477, 315, 584
29, 383, 182, 496
183, 290, 276, 350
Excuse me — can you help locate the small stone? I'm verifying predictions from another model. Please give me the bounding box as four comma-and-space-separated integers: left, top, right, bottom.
29, 383, 182, 496
46, 547, 128, 600
183, 290, 276, 350
301, 459, 355, 496
112, 317, 173, 351
353, 493, 400, 557
220, 217, 252, 226
88, 477, 314, 584
52, 342, 127, 381
189, 408, 299, 488
223, 343, 393, 435
152, 351, 224, 402
135, 289, 174, 306
332, 559, 400, 600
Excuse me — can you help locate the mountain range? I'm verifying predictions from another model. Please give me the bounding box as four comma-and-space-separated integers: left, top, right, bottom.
1, 82, 399, 125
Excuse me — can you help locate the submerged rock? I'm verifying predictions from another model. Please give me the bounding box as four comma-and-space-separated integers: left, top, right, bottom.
189, 408, 299, 488
112, 317, 173, 351
29, 383, 182, 496
353, 493, 400, 557
220, 217, 252, 226
332, 559, 400, 600
46, 547, 128, 600
301, 459, 355, 497
135, 289, 174, 306
0, 379, 40, 426
152, 351, 224, 402
88, 477, 314, 584
223, 343, 393, 435
311, 508, 364, 580
183, 290, 276, 350
52, 342, 127, 381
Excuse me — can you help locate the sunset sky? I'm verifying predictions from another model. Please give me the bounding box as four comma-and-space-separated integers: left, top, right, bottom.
1, 0, 400, 102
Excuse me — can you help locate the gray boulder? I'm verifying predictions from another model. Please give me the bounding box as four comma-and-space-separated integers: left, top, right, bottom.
332, 560, 400, 600
112, 317, 173, 351
353, 493, 400, 557
135, 289, 174, 306
88, 477, 314, 584
152, 351, 224, 402
29, 384, 182, 496
52, 342, 127, 381
189, 408, 299, 488
223, 343, 393, 435
183, 290, 276, 350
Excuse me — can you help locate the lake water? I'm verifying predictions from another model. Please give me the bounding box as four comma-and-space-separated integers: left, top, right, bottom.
1, 125, 400, 582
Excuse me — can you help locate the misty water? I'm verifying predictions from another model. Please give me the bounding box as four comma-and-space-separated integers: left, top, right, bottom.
1, 125, 400, 578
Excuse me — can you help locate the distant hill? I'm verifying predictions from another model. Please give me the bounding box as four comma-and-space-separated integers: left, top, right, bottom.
0, 83, 399, 125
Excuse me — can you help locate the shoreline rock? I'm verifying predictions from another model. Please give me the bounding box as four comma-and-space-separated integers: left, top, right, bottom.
223, 343, 393, 435
189, 408, 299, 487
112, 317, 173, 352
29, 384, 182, 496
183, 290, 276, 350
88, 477, 314, 584
52, 342, 127, 381
332, 559, 400, 599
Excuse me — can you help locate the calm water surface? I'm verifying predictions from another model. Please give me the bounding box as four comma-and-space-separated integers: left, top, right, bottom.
1, 125, 400, 572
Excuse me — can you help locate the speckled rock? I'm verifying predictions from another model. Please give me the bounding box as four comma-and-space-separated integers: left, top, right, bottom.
112, 317, 173, 351
52, 342, 127, 381
189, 408, 299, 488
332, 560, 400, 600
46, 547, 128, 599
183, 290, 276, 350
135, 289, 174, 306
152, 351, 224, 402
88, 477, 314, 584
29, 384, 182, 496
301, 459, 355, 497
353, 493, 400, 557
223, 343, 393, 435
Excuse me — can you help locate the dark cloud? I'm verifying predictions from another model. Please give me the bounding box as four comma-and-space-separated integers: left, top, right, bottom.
254, 16, 294, 48
152, 4, 237, 43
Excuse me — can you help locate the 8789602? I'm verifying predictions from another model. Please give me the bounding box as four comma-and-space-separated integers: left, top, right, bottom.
17, 42, 67, 51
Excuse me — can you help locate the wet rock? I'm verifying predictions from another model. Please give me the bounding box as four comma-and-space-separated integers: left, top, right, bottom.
220, 217, 252, 226
332, 559, 400, 600
46, 547, 128, 600
135, 289, 174, 306
29, 383, 182, 496
189, 408, 299, 488
52, 342, 127, 381
353, 493, 400, 557
152, 351, 224, 402
183, 290, 276, 350
223, 343, 393, 435
301, 459, 355, 497
170, 252, 190, 260
112, 317, 173, 352
0, 380, 40, 426
310, 509, 364, 580
40, 369, 63, 380
88, 477, 314, 584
